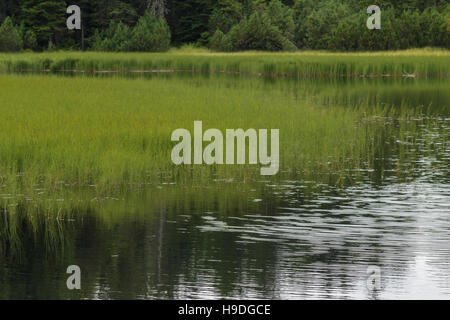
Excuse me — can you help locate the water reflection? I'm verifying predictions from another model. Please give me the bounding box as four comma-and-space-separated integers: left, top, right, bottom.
1, 177, 449, 299
0, 75, 449, 299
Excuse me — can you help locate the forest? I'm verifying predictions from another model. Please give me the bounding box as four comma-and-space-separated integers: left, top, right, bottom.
0, 0, 449, 52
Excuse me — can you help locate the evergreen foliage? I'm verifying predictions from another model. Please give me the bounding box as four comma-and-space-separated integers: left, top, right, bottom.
0, 0, 448, 52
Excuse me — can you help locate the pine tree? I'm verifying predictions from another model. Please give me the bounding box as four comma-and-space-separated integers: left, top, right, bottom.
0, 16, 23, 51
20, 0, 67, 47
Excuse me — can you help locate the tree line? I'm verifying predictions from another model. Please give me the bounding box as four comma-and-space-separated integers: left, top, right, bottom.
0, 0, 449, 52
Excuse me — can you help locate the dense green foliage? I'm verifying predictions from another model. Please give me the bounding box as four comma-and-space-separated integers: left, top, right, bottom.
0, 0, 449, 52
0, 16, 22, 51
209, 1, 297, 51
91, 11, 170, 52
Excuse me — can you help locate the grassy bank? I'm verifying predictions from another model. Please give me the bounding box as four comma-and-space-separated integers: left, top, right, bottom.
0, 48, 449, 78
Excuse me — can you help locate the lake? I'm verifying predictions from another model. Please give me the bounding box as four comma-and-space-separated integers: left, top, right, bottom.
0, 72, 448, 299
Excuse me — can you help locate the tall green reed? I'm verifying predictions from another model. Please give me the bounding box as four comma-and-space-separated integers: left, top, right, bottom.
0, 48, 449, 78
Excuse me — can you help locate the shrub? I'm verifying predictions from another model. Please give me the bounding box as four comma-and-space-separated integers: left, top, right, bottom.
23, 30, 38, 50
209, 7, 240, 35
331, 13, 361, 51
130, 11, 171, 52
292, 0, 315, 48
359, 8, 399, 50
91, 12, 171, 52
302, 2, 449, 51
208, 3, 297, 52
0, 17, 23, 52
209, 29, 230, 51
266, 0, 295, 41
91, 21, 133, 52
395, 10, 424, 49
302, 1, 352, 50
420, 8, 449, 48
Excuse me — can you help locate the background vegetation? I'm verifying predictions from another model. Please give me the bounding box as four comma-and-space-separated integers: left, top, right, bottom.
0, 0, 449, 52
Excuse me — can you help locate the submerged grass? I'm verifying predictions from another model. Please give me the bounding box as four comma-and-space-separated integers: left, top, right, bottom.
0, 48, 449, 78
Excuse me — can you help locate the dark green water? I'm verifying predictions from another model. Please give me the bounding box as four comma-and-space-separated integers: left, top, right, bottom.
0, 74, 449, 299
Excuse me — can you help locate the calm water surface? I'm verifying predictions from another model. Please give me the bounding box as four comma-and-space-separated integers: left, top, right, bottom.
0, 74, 448, 299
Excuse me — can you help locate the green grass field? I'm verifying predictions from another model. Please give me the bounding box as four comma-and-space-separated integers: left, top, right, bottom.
0, 48, 449, 77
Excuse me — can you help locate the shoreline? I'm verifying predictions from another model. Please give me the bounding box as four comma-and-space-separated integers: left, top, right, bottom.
1, 48, 449, 78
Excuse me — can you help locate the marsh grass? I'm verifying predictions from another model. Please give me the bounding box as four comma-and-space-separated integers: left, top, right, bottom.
0, 72, 443, 216
0, 48, 449, 77
0, 71, 447, 259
